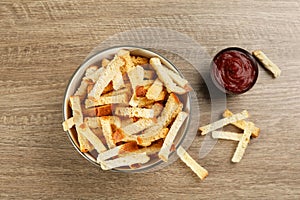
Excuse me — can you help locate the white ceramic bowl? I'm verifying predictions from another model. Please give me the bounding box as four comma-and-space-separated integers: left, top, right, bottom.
63, 46, 191, 172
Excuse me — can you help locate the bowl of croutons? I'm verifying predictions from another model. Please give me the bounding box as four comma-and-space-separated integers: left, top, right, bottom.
62, 46, 193, 172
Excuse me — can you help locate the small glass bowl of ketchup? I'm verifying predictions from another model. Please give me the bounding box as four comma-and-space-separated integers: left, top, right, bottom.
211, 47, 259, 95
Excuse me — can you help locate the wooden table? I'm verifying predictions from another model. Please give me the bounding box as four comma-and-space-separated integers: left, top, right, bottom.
1, 1, 299, 199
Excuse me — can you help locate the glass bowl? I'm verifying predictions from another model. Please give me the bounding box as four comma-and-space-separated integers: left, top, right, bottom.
62, 46, 192, 172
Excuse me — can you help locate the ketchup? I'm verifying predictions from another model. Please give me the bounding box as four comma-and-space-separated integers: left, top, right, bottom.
211, 48, 258, 94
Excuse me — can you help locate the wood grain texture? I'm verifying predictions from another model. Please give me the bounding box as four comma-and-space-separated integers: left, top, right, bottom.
1, 0, 300, 199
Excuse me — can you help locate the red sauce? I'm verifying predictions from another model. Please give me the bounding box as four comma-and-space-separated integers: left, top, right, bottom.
211, 48, 258, 94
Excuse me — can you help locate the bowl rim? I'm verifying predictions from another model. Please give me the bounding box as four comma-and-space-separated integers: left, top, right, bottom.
210, 46, 259, 95
62, 45, 192, 172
